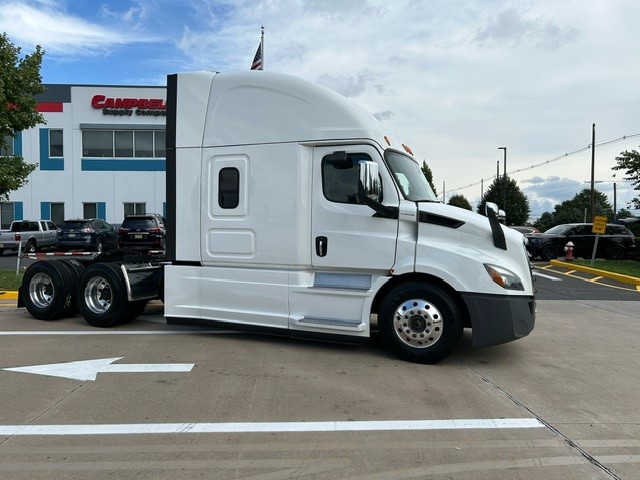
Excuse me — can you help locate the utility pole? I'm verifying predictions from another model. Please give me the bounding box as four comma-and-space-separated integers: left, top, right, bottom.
590, 123, 595, 221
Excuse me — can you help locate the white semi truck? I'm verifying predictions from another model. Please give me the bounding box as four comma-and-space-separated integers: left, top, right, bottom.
18, 71, 535, 364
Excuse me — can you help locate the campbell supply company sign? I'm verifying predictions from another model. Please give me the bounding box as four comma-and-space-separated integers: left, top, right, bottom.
91, 95, 166, 116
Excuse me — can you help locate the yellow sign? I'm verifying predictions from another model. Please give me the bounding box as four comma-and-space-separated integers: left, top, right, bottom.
592, 216, 607, 234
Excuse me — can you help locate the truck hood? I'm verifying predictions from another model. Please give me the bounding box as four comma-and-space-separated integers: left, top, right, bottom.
411, 201, 533, 295
416, 201, 523, 246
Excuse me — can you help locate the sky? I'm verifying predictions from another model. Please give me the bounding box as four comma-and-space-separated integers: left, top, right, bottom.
2, 0, 639, 221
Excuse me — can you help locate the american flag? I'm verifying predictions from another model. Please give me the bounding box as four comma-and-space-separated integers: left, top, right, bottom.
251, 42, 263, 70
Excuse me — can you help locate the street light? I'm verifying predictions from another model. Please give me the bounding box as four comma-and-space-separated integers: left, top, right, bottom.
498, 147, 507, 218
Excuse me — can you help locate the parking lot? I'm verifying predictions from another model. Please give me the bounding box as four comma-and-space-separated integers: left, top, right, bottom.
0, 266, 638, 479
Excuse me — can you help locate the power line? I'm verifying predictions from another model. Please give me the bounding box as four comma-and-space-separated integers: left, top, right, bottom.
448, 133, 640, 194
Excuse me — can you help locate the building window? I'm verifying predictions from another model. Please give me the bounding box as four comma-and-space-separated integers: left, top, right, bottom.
1, 134, 15, 156
50, 203, 65, 225
83, 130, 165, 158
124, 202, 146, 217
0, 202, 16, 229
135, 131, 153, 158
83, 130, 113, 157
155, 131, 166, 157
83, 203, 98, 219
115, 131, 133, 157
49, 129, 63, 157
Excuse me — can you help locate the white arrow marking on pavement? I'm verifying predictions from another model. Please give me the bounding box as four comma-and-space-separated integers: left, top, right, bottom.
2, 357, 194, 381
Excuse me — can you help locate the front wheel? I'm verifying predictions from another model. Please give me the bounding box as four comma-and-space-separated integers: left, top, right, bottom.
539, 244, 559, 262
378, 283, 463, 364
606, 245, 625, 260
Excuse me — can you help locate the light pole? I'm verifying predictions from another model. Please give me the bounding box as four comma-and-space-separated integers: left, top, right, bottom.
498, 147, 507, 218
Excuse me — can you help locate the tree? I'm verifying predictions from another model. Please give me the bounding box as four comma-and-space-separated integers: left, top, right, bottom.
0, 33, 44, 200
447, 193, 472, 210
552, 189, 613, 225
617, 208, 632, 219
532, 188, 614, 230
476, 175, 530, 226
533, 212, 555, 232
421, 160, 437, 196
613, 148, 640, 209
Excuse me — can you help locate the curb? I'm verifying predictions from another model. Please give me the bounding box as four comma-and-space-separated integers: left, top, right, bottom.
549, 259, 640, 286
0, 291, 18, 300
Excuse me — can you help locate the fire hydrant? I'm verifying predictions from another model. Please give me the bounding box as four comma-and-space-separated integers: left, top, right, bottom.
564, 241, 574, 261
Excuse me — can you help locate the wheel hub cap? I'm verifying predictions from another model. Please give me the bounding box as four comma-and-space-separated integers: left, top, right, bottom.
393, 299, 443, 349
84, 276, 112, 314
29, 273, 53, 308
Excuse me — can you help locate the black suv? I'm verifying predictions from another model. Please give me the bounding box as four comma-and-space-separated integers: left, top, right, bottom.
526, 223, 635, 261
118, 214, 166, 252
57, 219, 118, 253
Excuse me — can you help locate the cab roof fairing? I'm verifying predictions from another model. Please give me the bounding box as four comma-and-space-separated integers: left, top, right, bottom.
194, 71, 402, 150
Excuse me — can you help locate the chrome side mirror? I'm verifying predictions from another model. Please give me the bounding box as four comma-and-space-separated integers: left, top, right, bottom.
485, 202, 499, 217
358, 161, 381, 202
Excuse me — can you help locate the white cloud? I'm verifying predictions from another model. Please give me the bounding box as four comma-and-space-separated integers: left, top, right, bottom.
0, 0, 154, 56
474, 7, 579, 50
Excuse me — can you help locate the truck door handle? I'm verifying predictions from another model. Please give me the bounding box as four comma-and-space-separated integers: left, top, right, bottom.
316, 236, 328, 257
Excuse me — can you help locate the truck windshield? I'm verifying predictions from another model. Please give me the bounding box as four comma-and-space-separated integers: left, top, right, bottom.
385, 151, 438, 202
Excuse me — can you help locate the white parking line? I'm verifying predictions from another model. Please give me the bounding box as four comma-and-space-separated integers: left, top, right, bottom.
533, 271, 562, 281
0, 330, 237, 336
0, 418, 544, 436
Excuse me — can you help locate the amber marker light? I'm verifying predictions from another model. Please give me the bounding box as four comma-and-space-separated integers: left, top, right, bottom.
402, 144, 414, 155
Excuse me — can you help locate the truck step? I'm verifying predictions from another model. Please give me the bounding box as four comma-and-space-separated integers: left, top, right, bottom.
292, 316, 365, 332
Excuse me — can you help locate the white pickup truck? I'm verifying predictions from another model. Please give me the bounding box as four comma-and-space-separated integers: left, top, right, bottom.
0, 220, 58, 254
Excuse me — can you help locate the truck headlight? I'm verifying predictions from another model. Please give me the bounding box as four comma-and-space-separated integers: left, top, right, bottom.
484, 264, 524, 291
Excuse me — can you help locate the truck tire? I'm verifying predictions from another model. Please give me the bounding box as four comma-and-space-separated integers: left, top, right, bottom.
540, 245, 559, 262
378, 283, 463, 364
56, 259, 86, 314
77, 263, 129, 327
0, 248, 4, 255
59, 258, 86, 279
21, 260, 76, 320
24, 240, 37, 254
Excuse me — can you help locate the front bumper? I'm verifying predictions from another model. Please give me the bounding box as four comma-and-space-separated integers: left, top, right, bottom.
460, 292, 535, 348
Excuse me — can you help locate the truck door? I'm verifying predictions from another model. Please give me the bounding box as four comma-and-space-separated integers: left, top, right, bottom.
311, 146, 399, 271
44, 221, 57, 247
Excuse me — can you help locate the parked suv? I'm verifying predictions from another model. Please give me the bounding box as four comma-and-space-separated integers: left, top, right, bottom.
57, 219, 118, 253
118, 214, 166, 252
525, 223, 635, 261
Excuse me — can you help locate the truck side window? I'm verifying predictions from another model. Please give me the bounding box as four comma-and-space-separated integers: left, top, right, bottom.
321, 153, 373, 204
219, 167, 240, 209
